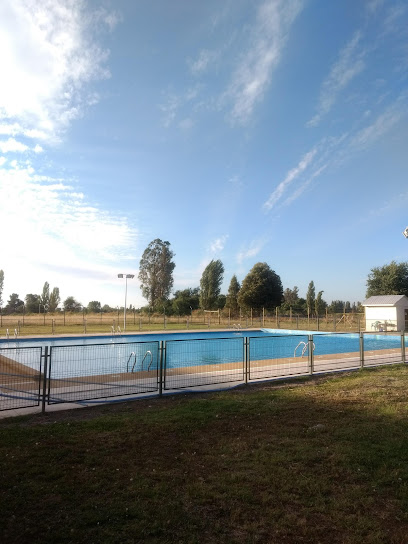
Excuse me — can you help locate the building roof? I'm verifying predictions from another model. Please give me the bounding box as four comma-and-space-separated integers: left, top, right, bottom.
362, 294, 408, 306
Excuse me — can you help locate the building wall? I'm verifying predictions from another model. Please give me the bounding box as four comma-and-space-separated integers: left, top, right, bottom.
365, 306, 398, 331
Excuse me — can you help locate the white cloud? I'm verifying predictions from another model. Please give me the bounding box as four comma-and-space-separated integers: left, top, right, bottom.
189, 49, 219, 76
227, 0, 303, 125
0, 138, 29, 153
0, 0, 114, 144
263, 147, 317, 211
308, 31, 366, 127
350, 103, 406, 151
237, 240, 264, 265
0, 164, 138, 269
210, 235, 229, 253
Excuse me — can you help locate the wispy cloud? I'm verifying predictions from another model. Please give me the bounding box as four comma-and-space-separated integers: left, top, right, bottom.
0, 0, 116, 144
308, 31, 366, 127
189, 49, 220, 76
209, 235, 229, 253
263, 147, 318, 211
237, 240, 265, 265
0, 164, 137, 260
226, 0, 303, 125
349, 106, 405, 151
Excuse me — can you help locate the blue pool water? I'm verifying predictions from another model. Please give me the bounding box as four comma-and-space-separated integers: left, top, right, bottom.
0, 329, 405, 378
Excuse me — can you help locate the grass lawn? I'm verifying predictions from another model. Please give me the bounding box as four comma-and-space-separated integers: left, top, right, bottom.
1, 365, 408, 543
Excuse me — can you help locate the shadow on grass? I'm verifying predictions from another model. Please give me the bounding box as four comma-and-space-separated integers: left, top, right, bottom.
1, 365, 408, 543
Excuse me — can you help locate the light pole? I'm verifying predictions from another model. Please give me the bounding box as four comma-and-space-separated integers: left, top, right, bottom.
118, 274, 134, 331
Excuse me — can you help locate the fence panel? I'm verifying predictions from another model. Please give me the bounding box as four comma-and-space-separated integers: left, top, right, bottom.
164, 337, 245, 390
48, 341, 159, 404
363, 333, 403, 367
248, 335, 309, 380
0, 346, 42, 411
312, 333, 361, 373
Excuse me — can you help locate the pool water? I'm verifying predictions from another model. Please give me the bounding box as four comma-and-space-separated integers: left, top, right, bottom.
0, 329, 405, 378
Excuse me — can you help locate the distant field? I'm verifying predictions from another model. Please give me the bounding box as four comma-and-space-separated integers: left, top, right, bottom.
1, 365, 408, 543
0, 311, 365, 337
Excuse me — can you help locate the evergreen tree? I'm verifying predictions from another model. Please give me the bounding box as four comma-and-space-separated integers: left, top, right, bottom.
306, 281, 315, 317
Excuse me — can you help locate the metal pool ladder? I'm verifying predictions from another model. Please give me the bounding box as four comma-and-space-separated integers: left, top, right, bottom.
294, 341, 315, 358
127, 350, 153, 372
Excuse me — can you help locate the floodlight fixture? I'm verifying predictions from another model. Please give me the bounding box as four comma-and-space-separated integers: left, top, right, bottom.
403, 227, 408, 239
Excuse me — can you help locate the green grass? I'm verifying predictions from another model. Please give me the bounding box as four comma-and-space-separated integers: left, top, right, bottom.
2, 366, 408, 543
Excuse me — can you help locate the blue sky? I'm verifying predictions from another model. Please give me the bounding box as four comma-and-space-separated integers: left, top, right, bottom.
1, 0, 407, 309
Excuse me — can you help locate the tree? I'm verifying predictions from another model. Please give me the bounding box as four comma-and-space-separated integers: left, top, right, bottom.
40, 282, 50, 309
0, 269, 4, 308
171, 288, 200, 315
200, 260, 224, 310
237, 262, 283, 311
4, 293, 24, 314
366, 261, 408, 298
49, 287, 60, 312
306, 281, 315, 317
87, 301, 102, 313
281, 286, 300, 313
25, 293, 41, 313
328, 300, 345, 313
138, 239, 176, 308
226, 275, 240, 315
315, 291, 326, 316
63, 296, 82, 312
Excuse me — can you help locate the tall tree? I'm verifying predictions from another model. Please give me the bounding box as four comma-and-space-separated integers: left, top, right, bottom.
138, 239, 176, 308
49, 287, 60, 312
315, 291, 326, 316
366, 261, 408, 297
226, 275, 240, 315
306, 281, 315, 317
199, 260, 224, 310
0, 269, 4, 308
40, 281, 50, 309
25, 293, 41, 313
237, 262, 283, 311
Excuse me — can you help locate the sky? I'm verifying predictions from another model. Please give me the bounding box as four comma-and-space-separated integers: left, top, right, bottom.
0, 0, 408, 310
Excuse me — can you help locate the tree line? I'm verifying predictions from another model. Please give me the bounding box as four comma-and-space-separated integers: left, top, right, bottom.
1, 246, 406, 317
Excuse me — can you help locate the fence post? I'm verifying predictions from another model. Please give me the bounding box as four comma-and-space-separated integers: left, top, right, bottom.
159, 341, 164, 397
41, 346, 49, 414
244, 336, 249, 384
308, 335, 314, 375
359, 332, 364, 369
401, 332, 406, 364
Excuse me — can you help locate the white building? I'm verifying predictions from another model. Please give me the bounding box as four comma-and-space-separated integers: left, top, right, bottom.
362, 295, 408, 332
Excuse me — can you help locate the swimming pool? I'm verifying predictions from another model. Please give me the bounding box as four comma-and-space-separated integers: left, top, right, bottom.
0, 329, 405, 378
